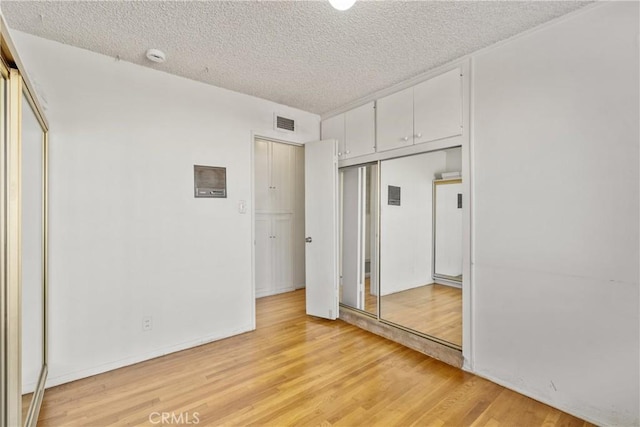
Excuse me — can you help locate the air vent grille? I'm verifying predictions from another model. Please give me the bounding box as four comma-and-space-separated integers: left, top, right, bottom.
275, 115, 295, 132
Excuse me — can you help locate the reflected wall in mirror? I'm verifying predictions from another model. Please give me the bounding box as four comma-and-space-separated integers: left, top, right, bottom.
339, 164, 378, 315
380, 147, 462, 347
21, 91, 45, 423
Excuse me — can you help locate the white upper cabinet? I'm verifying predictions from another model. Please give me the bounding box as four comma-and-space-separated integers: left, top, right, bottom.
322, 102, 375, 160
375, 87, 414, 152
344, 102, 375, 158
270, 141, 294, 212
376, 67, 464, 152
324, 66, 465, 159
255, 139, 297, 213
254, 139, 272, 211
321, 113, 346, 157
413, 67, 462, 145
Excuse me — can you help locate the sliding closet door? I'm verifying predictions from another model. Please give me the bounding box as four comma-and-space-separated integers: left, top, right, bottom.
1, 67, 49, 427
20, 85, 47, 427
0, 58, 9, 427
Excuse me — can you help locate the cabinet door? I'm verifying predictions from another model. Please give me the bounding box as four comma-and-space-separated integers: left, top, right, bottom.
321, 113, 346, 158
345, 102, 375, 158
272, 215, 293, 293
376, 87, 414, 152
413, 68, 462, 145
254, 139, 271, 212
255, 216, 273, 298
271, 142, 294, 213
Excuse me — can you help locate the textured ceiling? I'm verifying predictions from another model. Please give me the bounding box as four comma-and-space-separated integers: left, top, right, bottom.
2, 1, 589, 114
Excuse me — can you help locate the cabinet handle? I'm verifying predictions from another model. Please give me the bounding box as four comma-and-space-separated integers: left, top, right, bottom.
402, 136, 409, 142
415, 133, 422, 138
346, 150, 350, 154
338, 152, 342, 156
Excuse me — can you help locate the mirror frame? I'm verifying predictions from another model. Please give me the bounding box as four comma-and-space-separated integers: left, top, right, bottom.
18, 73, 49, 427
338, 162, 380, 318
0, 17, 50, 426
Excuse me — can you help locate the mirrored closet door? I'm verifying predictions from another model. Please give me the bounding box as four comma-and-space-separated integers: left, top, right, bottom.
379, 147, 462, 347
339, 163, 378, 315
1, 41, 49, 426
20, 86, 48, 426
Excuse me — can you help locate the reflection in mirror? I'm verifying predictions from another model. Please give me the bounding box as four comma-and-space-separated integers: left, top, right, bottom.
21, 92, 44, 422
380, 148, 462, 347
434, 179, 463, 282
339, 164, 378, 315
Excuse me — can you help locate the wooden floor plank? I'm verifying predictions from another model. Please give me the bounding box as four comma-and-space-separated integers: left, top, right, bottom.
36, 289, 591, 426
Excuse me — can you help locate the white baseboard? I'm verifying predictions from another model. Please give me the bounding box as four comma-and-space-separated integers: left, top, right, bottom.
44, 325, 253, 389
256, 286, 297, 298
470, 368, 605, 427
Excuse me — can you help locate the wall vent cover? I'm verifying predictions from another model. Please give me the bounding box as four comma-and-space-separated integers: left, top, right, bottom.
388, 185, 401, 206
275, 114, 295, 132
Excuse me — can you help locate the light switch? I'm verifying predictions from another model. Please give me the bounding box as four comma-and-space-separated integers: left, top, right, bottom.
238, 200, 247, 214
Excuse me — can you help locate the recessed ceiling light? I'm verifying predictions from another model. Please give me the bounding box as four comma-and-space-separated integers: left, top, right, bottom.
146, 49, 166, 63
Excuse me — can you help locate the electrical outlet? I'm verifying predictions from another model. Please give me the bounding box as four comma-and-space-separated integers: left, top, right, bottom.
142, 316, 152, 331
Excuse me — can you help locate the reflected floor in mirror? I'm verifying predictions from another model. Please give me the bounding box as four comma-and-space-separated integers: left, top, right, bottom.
339, 279, 377, 315
364, 278, 376, 314
22, 392, 33, 421
381, 284, 461, 346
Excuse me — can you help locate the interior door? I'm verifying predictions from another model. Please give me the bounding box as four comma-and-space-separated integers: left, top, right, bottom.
305, 139, 338, 319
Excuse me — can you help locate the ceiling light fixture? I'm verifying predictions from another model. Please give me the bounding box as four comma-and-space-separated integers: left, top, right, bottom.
329, 0, 356, 11
146, 48, 166, 63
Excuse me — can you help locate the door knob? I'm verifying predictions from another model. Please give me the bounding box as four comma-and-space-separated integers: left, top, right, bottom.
305, 237, 313, 243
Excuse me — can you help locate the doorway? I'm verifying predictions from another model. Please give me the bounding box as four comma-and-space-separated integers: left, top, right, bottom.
253, 138, 305, 299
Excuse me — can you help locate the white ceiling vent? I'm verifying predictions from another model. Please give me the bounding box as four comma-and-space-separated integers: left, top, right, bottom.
274, 114, 295, 133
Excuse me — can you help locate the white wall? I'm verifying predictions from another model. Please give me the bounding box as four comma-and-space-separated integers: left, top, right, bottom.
12, 31, 320, 387
380, 150, 447, 296
445, 148, 462, 174
472, 3, 639, 426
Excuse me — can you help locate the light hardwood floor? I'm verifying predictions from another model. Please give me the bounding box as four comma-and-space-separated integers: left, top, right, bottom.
381, 284, 462, 346
35, 290, 591, 426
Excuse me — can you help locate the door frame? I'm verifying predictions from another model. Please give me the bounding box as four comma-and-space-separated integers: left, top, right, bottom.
249, 132, 304, 330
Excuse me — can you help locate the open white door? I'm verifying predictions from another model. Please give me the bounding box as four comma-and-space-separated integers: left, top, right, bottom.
305, 139, 338, 319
